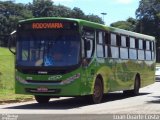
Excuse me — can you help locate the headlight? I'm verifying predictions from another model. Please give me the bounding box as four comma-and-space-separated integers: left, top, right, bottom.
61, 73, 80, 85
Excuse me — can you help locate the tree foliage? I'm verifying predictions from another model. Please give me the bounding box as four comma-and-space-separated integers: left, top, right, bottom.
135, 0, 160, 37
110, 17, 137, 31
31, 0, 54, 17
0, 1, 33, 46
0, 0, 103, 47
135, 0, 160, 61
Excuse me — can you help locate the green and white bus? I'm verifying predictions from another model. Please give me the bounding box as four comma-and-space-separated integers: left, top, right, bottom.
9, 17, 156, 104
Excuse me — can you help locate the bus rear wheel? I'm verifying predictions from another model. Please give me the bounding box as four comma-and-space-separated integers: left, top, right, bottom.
92, 78, 103, 104
132, 76, 140, 95
123, 75, 140, 96
35, 95, 50, 104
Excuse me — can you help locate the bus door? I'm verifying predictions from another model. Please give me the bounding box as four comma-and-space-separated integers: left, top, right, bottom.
81, 27, 95, 92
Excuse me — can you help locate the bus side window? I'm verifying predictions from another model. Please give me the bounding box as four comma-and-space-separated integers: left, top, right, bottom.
110, 33, 119, 58
138, 39, 145, 60
151, 42, 155, 60
97, 31, 105, 58
129, 37, 137, 60
145, 40, 152, 60
105, 32, 110, 57
120, 35, 128, 59
111, 33, 117, 46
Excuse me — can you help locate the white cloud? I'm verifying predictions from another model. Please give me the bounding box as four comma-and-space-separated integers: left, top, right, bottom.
114, 0, 134, 4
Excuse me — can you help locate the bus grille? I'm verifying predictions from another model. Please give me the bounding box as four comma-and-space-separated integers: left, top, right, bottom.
25, 88, 61, 94
26, 80, 62, 84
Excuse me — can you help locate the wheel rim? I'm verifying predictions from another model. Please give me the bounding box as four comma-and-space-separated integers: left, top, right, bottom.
94, 84, 101, 98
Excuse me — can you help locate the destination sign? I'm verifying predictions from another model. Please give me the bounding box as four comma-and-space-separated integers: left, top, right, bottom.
18, 21, 78, 31
32, 23, 63, 29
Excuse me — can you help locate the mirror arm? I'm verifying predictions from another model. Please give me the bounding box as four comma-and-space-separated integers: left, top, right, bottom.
8, 30, 16, 55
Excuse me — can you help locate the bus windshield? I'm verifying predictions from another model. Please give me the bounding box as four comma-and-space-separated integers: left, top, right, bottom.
16, 30, 80, 67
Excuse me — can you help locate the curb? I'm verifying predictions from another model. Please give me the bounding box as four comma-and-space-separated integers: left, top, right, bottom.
0, 98, 34, 104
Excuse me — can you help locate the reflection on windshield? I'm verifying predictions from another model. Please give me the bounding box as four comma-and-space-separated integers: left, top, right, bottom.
17, 31, 80, 67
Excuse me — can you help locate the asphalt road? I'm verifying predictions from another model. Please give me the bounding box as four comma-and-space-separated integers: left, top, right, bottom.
0, 82, 160, 119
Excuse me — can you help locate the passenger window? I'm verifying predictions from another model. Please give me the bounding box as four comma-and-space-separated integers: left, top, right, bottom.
130, 37, 135, 48
129, 37, 137, 60
97, 44, 104, 57
151, 42, 154, 51
121, 36, 126, 47
111, 33, 117, 46
138, 50, 145, 60
139, 39, 143, 49
97, 31, 105, 58
98, 32, 103, 44
111, 46, 119, 58
129, 49, 137, 59
120, 48, 128, 59
146, 51, 152, 60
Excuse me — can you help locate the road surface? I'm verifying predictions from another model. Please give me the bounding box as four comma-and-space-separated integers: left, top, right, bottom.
0, 82, 160, 119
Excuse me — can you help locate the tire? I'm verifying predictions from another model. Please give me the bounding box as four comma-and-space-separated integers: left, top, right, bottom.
132, 76, 140, 95
35, 95, 50, 104
92, 77, 103, 104
123, 76, 140, 96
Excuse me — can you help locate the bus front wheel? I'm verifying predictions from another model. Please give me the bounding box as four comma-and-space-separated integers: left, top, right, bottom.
92, 77, 103, 104
35, 95, 50, 104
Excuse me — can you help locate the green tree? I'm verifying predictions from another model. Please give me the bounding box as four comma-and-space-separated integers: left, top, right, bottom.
0, 0, 104, 47
86, 14, 104, 24
31, 0, 54, 17
136, 0, 160, 61
110, 17, 137, 31
0, 1, 33, 47
27, 0, 103, 23
52, 5, 72, 17
136, 0, 160, 35
71, 7, 85, 19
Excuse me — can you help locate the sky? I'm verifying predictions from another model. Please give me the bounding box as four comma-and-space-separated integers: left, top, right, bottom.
1, 0, 140, 25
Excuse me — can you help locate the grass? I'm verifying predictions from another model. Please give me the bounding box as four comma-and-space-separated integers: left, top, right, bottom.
0, 47, 33, 103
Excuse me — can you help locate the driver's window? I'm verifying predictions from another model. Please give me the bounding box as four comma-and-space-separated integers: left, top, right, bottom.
82, 28, 95, 58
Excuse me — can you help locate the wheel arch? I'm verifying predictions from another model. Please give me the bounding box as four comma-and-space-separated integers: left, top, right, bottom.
92, 66, 111, 94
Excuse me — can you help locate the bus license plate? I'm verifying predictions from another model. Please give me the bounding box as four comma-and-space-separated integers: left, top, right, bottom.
37, 87, 48, 92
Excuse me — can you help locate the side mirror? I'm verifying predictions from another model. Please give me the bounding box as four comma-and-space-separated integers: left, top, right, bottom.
8, 30, 16, 55
82, 36, 91, 51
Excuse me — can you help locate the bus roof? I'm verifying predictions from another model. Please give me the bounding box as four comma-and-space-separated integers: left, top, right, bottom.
19, 17, 155, 41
